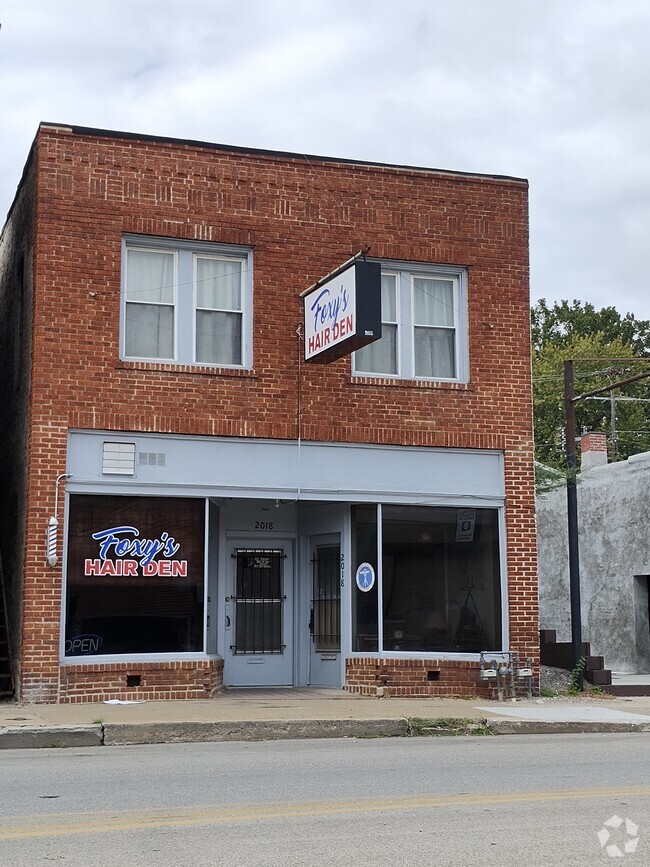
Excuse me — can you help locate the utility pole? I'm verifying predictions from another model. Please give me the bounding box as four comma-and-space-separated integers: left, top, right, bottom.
610, 391, 617, 461
563, 359, 650, 689
563, 360, 583, 689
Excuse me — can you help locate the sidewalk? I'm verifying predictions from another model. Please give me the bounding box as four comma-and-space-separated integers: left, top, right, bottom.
2, 688, 650, 749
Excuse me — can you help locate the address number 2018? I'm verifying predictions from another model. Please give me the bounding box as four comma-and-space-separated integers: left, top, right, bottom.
255, 521, 274, 530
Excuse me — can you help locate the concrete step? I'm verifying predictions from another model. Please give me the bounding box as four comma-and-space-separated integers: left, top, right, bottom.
604, 684, 650, 696
584, 656, 606, 672
540, 643, 592, 668
585, 668, 612, 686
540, 630, 613, 687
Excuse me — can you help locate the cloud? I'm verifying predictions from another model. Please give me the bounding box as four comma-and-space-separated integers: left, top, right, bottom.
2, 0, 650, 319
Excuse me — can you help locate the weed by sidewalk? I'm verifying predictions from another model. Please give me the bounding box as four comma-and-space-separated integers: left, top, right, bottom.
408, 717, 492, 737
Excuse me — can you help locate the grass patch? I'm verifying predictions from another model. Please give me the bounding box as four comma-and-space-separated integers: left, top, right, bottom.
409, 717, 492, 737
539, 687, 558, 698
551, 685, 607, 699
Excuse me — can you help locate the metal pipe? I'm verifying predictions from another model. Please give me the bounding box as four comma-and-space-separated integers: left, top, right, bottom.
54, 473, 71, 520
299, 247, 370, 297
47, 473, 72, 567
574, 368, 650, 402
564, 360, 583, 689
610, 391, 617, 462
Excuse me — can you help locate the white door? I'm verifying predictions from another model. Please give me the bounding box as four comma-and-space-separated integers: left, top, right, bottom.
308, 536, 342, 687
224, 540, 293, 686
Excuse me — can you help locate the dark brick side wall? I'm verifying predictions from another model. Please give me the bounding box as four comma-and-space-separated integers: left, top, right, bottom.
0, 152, 37, 690
13, 125, 536, 701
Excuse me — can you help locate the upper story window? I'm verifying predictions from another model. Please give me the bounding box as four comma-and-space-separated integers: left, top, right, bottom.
121, 236, 253, 368
353, 262, 468, 382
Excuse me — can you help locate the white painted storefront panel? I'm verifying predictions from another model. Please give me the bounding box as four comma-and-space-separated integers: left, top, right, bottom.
67, 432, 505, 505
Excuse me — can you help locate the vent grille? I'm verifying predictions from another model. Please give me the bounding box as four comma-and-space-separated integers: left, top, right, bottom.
139, 452, 166, 467
102, 442, 136, 475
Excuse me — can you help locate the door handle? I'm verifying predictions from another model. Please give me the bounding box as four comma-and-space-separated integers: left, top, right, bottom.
225, 615, 231, 628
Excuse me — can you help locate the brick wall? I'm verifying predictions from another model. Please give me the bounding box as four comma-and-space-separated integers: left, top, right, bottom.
345, 657, 500, 699
10, 124, 536, 701
0, 150, 37, 692
58, 659, 223, 703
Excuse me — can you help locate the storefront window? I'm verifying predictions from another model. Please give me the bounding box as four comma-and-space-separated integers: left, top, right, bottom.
352, 503, 502, 654
382, 506, 501, 653
64, 495, 205, 656
351, 505, 378, 651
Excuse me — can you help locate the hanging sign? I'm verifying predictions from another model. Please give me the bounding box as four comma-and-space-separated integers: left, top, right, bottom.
455, 509, 476, 542
303, 259, 382, 363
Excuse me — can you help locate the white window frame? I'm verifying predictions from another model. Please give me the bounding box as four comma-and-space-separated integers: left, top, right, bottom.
121, 235, 253, 368
60, 494, 212, 664
353, 261, 468, 383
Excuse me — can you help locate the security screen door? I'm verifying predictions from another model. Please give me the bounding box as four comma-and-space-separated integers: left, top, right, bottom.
224, 541, 293, 686
308, 537, 342, 687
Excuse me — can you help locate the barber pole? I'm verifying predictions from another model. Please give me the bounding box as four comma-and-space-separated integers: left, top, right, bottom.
47, 516, 59, 566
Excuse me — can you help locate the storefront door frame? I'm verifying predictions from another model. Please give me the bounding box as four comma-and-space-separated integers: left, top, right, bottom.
222, 534, 295, 687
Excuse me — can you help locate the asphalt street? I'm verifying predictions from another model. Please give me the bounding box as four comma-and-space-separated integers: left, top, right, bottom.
1, 733, 649, 865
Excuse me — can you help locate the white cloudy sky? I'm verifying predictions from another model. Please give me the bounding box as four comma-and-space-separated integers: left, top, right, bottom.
1, 0, 649, 318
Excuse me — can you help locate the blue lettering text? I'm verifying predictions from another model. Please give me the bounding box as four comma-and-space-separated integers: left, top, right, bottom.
91, 525, 180, 566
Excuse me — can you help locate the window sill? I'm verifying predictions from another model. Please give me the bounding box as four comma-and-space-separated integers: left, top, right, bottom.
350, 375, 472, 391
60, 654, 221, 666
346, 651, 486, 661
115, 360, 256, 378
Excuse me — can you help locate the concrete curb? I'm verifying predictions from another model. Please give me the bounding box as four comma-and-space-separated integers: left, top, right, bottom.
486, 719, 650, 735
0, 725, 103, 749
102, 718, 410, 745
2, 717, 650, 749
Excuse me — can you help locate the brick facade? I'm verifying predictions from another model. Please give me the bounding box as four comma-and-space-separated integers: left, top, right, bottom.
345, 657, 499, 699
0, 124, 537, 702
58, 660, 223, 704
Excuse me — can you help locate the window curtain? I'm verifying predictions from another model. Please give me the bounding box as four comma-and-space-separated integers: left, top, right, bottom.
196, 258, 242, 364
354, 275, 397, 374
413, 278, 455, 378
125, 250, 174, 358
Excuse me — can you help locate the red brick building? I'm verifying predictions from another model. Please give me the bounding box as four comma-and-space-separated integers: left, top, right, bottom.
0, 123, 537, 703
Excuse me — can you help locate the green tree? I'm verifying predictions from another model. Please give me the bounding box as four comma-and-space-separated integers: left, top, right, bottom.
531, 301, 650, 473
531, 300, 650, 357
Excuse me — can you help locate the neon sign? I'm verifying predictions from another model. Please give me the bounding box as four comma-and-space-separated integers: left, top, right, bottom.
84, 525, 188, 577
65, 634, 103, 654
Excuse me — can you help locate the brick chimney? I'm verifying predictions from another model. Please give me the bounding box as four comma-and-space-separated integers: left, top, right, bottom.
580, 432, 608, 470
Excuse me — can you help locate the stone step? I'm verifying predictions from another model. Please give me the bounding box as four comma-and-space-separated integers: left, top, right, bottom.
540, 642, 592, 668
604, 684, 650, 697
584, 668, 612, 686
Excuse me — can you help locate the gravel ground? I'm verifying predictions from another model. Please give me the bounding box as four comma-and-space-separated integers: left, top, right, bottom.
539, 664, 573, 694
537, 664, 618, 701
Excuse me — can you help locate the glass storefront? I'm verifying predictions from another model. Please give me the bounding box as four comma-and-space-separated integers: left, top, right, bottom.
351, 505, 379, 651
353, 504, 502, 654
64, 495, 205, 657
63, 494, 502, 664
